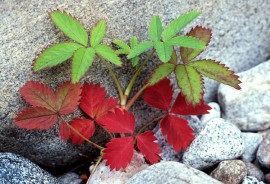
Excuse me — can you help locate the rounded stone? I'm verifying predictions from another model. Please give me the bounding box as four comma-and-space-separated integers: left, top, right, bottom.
242, 133, 263, 162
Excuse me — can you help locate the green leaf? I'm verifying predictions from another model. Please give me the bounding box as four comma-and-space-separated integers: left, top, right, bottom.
149, 63, 175, 85
113, 39, 131, 52
95, 44, 122, 66
149, 15, 163, 41
130, 36, 138, 49
50, 10, 88, 46
175, 64, 203, 105
154, 41, 173, 62
33, 43, 83, 71
167, 36, 206, 49
90, 20, 107, 47
72, 47, 95, 83
127, 41, 154, 59
162, 11, 200, 41
188, 60, 241, 89
131, 57, 140, 67
168, 49, 177, 65
180, 26, 212, 63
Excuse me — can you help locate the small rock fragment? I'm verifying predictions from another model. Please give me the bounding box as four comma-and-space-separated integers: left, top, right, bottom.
242, 133, 263, 162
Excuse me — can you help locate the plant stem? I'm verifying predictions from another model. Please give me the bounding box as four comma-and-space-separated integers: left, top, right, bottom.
137, 114, 165, 135
60, 116, 104, 150
97, 54, 125, 104
125, 83, 150, 111
86, 156, 103, 184
124, 50, 155, 97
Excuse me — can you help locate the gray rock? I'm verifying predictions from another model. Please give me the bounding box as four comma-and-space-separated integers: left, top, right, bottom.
89, 151, 148, 184
218, 61, 270, 131
242, 133, 263, 162
244, 161, 265, 182
0, 152, 58, 184
210, 160, 247, 184
241, 176, 265, 184
256, 131, 270, 169
200, 102, 221, 125
1, 0, 269, 169
183, 118, 245, 169
127, 161, 222, 184
57, 172, 81, 184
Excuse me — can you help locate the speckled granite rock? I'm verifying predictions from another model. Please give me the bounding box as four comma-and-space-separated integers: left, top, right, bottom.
242, 133, 263, 162
183, 118, 245, 169
210, 160, 247, 184
241, 176, 265, 184
57, 172, 81, 184
244, 161, 265, 182
218, 60, 270, 131
127, 161, 223, 184
256, 131, 270, 169
200, 102, 221, 125
89, 151, 148, 184
1, 0, 269, 170
0, 152, 58, 184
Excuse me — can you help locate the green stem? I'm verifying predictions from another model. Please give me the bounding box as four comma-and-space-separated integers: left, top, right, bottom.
137, 114, 165, 135
124, 50, 155, 97
125, 83, 150, 110
60, 116, 104, 150
87, 156, 103, 184
97, 54, 125, 104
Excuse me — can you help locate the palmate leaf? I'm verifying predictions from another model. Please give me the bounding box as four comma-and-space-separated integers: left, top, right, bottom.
175, 65, 204, 105
90, 19, 107, 47
168, 49, 177, 65
149, 15, 163, 41
167, 36, 206, 49
160, 114, 194, 152
113, 39, 130, 54
188, 60, 241, 89
103, 137, 134, 171
154, 41, 173, 62
95, 44, 122, 66
33, 43, 83, 72
50, 10, 88, 46
148, 63, 175, 85
180, 26, 212, 63
72, 47, 95, 83
15, 81, 82, 130
162, 11, 200, 41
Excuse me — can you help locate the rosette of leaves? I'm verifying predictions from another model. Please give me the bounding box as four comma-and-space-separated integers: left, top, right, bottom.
33, 10, 121, 83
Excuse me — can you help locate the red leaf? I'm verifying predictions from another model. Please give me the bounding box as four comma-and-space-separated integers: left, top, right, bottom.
80, 82, 118, 120
102, 137, 134, 170
143, 78, 173, 111
136, 131, 162, 164
69, 118, 95, 144
160, 114, 194, 152
56, 82, 82, 114
170, 93, 211, 115
98, 108, 135, 134
58, 120, 70, 141
20, 81, 57, 112
15, 107, 58, 130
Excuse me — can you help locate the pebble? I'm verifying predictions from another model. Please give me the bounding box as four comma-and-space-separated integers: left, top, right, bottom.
218, 60, 270, 131
127, 161, 222, 184
57, 172, 82, 184
242, 133, 263, 162
183, 118, 245, 169
244, 161, 265, 182
241, 176, 265, 184
210, 160, 247, 184
200, 102, 221, 125
0, 152, 58, 184
256, 132, 270, 169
